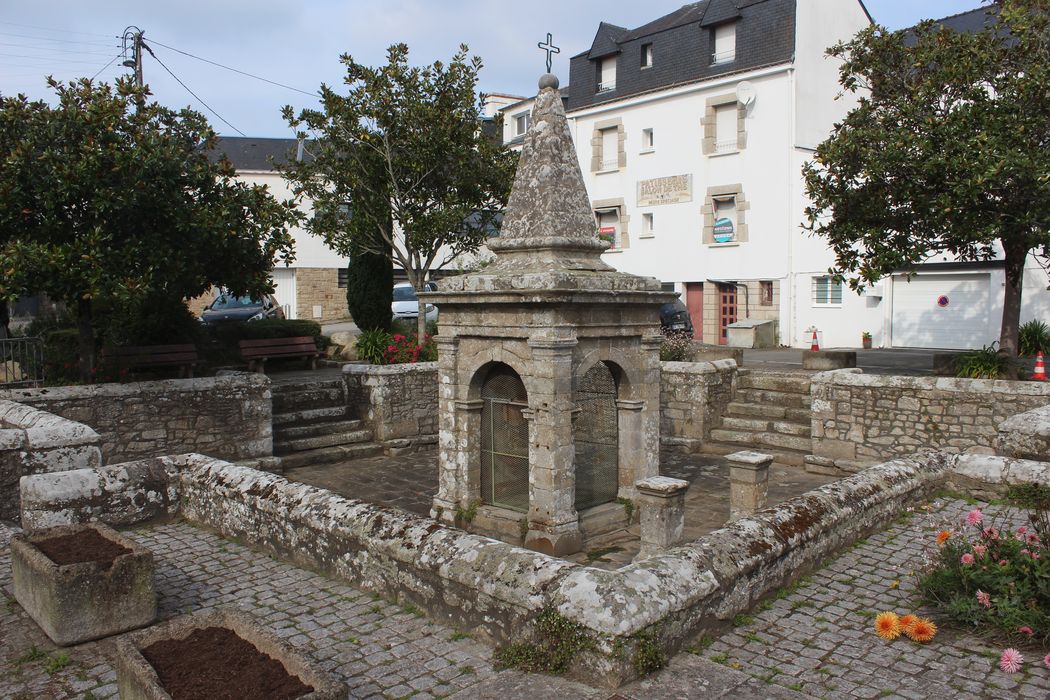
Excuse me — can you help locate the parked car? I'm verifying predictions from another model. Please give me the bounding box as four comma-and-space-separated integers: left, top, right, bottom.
659, 299, 694, 336
392, 282, 438, 324
200, 294, 285, 325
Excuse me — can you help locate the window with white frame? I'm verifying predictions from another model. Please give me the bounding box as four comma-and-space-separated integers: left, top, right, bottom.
514, 112, 531, 136
641, 128, 654, 152
642, 212, 654, 237
812, 276, 844, 305
600, 128, 619, 170
712, 22, 737, 65
598, 56, 617, 92
714, 104, 737, 154
641, 43, 653, 68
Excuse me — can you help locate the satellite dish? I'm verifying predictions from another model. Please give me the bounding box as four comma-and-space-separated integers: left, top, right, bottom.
736, 81, 757, 107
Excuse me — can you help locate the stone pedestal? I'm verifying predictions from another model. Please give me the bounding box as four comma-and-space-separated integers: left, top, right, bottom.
634, 476, 689, 560
727, 450, 773, 519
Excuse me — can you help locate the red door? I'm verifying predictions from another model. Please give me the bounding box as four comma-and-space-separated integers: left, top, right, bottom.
685, 282, 703, 341
718, 284, 737, 346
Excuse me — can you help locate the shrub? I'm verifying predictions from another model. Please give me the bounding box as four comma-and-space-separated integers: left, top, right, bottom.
917, 489, 1049, 647
41, 328, 82, 385
383, 332, 436, 364
355, 329, 392, 365
1019, 320, 1050, 357
954, 343, 1017, 379
97, 293, 203, 347
659, 330, 694, 362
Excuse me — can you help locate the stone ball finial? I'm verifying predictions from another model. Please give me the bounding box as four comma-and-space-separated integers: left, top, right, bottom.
538, 73, 559, 90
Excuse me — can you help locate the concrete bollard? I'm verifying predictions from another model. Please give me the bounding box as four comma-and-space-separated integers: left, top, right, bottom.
634, 476, 690, 560
726, 450, 773, 519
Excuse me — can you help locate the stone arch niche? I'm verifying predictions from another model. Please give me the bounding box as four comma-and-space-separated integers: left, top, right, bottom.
478, 363, 529, 512
425, 72, 674, 556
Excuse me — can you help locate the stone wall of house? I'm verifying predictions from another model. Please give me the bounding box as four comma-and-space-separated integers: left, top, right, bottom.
344, 363, 439, 451
997, 405, 1050, 462
296, 267, 350, 323
0, 400, 102, 521
810, 369, 1050, 472
660, 360, 738, 452
0, 374, 272, 465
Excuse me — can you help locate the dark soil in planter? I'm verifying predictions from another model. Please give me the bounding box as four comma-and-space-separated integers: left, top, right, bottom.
141, 626, 313, 700
35, 528, 131, 567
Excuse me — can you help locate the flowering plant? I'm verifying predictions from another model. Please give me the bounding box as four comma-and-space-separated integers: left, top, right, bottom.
917, 485, 1049, 646
382, 332, 437, 365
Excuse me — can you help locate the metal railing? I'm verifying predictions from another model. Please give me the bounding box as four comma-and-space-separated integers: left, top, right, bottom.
711, 49, 736, 65
714, 138, 738, 154
596, 81, 617, 93
0, 336, 45, 388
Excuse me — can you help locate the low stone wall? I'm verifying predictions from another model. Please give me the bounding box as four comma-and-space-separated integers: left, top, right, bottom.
343, 363, 439, 450
660, 360, 737, 452
997, 405, 1050, 461
0, 374, 272, 464
810, 370, 1050, 472
0, 400, 102, 521
949, 454, 1050, 501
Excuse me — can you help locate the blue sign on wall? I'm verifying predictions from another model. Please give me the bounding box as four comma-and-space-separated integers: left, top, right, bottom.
713, 217, 735, 243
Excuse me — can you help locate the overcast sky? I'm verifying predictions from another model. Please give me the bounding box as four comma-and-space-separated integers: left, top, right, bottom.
1, 1, 989, 137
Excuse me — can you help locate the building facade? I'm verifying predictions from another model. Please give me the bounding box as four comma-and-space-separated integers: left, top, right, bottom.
499, 0, 1050, 350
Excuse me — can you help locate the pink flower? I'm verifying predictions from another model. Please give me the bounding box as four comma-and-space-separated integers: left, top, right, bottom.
960, 553, 975, 565
999, 559, 1009, 566
1044, 652, 1050, 670
976, 590, 991, 608
1028, 533, 1040, 544
966, 509, 984, 526
973, 544, 987, 557
982, 527, 1000, 540
999, 648, 1023, 673
1016, 526, 1027, 536
1018, 626, 1034, 637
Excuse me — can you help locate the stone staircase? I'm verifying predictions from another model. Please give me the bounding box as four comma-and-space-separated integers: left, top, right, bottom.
271, 378, 382, 470
700, 370, 813, 467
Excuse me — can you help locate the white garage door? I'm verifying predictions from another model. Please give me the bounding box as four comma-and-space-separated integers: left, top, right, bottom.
891, 274, 992, 349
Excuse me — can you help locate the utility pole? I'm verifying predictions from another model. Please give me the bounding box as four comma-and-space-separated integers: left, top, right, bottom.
121, 26, 144, 88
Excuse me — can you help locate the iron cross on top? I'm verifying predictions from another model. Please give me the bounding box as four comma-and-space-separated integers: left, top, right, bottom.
538, 32, 560, 73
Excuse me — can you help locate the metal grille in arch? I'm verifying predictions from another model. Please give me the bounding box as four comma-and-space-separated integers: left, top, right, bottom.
573, 362, 619, 510
480, 366, 529, 512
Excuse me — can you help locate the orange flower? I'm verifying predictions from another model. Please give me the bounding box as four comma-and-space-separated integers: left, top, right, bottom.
936, 530, 952, 546
905, 618, 937, 643
874, 612, 902, 640
899, 614, 918, 632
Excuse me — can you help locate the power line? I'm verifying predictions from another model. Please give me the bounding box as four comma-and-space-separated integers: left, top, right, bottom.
0, 31, 119, 48
0, 52, 118, 65
91, 53, 123, 82
0, 20, 114, 39
141, 41, 246, 136
0, 41, 120, 57
147, 38, 318, 98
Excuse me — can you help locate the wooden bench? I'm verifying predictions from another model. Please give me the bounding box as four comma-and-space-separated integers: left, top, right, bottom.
101, 344, 199, 378
239, 336, 319, 373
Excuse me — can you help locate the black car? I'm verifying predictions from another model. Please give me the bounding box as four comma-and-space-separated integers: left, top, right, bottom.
200, 294, 285, 325
659, 299, 694, 336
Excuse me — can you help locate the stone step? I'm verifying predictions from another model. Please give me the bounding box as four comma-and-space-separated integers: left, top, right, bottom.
708, 429, 812, 453
274, 428, 374, 454
736, 388, 811, 409
737, 373, 812, 395
278, 442, 385, 470
274, 419, 365, 441
718, 416, 771, 433
272, 386, 346, 412
699, 441, 807, 467
772, 421, 811, 438
724, 402, 811, 423
272, 405, 352, 427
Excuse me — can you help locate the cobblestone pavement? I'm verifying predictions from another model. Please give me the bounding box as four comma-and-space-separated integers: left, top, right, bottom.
285, 449, 835, 568
691, 498, 1050, 700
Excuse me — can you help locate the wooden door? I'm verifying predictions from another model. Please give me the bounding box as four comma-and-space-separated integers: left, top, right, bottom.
685, 282, 704, 341
718, 284, 737, 346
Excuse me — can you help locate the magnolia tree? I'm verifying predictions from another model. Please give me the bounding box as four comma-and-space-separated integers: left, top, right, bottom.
0, 78, 298, 378
281, 43, 517, 340
803, 0, 1050, 364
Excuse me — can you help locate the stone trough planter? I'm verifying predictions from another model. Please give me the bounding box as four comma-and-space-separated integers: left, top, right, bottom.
115, 608, 343, 700
11, 522, 155, 646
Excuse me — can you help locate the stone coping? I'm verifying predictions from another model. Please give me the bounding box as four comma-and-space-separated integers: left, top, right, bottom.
0, 399, 100, 449
342, 362, 438, 376
660, 358, 738, 373
0, 373, 270, 402
812, 368, 1050, 396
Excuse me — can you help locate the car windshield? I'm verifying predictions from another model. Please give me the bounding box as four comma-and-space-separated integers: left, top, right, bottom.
392, 286, 418, 302
210, 295, 259, 310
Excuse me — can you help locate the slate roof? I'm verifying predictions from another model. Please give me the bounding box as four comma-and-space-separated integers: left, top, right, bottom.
209, 136, 306, 171
935, 5, 998, 34
567, 0, 797, 112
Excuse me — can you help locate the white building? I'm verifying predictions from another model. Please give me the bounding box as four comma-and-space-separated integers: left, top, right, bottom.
499, 0, 1050, 350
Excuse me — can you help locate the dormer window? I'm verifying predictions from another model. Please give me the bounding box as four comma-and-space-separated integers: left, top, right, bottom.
641, 43, 653, 68
597, 56, 617, 93
514, 112, 531, 137
712, 22, 737, 65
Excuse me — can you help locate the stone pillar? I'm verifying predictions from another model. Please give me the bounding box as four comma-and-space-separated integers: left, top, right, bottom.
634, 476, 689, 560
727, 450, 773, 519
524, 335, 582, 556
616, 399, 645, 498
431, 398, 482, 524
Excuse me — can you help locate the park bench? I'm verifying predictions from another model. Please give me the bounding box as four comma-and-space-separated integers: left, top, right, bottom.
101, 344, 199, 378
239, 336, 319, 373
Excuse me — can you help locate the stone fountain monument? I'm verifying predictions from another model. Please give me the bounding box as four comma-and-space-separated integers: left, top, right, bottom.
425, 73, 675, 555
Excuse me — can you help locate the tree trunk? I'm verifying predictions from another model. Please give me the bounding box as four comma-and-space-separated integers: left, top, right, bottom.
998, 243, 1026, 378
77, 297, 95, 382
0, 299, 9, 340
416, 294, 427, 342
